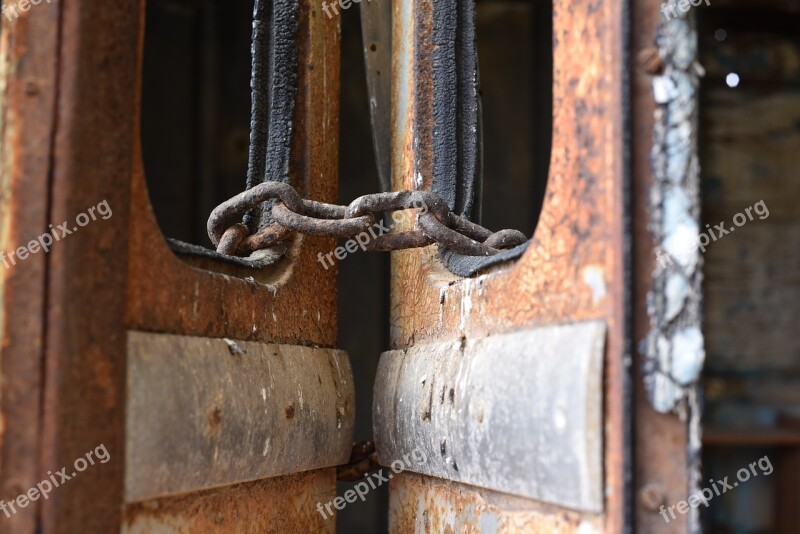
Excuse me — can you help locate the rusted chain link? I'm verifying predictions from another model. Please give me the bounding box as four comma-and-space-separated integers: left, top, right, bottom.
337, 440, 380, 482
207, 182, 527, 258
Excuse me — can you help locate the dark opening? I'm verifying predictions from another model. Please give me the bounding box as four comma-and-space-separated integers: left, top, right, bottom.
141, 0, 253, 248
475, 0, 552, 236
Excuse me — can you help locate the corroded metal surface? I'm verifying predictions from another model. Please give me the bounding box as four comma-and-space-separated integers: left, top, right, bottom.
38, 1, 141, 532
126, 0, 342, 345
0, 3, 60, 532
374, 322, 606, 512
125, 332, 355, 502
1, 0, 347, 531
123, 470, 337, 534
123, 0, 348, 531
388, 0, 628, 530
389, 472, 603, 533
642, 9, 704, 415
122, 1, 347, 531
208, 182, 526, 257
631, 0, 694, 532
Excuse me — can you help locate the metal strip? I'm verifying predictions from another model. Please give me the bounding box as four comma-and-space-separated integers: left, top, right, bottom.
361, 0, 393, 192
125, 331, 355, 502
374, 321, 607, 512
245, 0, 299, 232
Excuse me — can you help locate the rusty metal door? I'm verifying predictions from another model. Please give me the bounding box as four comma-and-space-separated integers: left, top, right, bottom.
0, 1, 352, 532
0, 0, 639, 532
371, 0, 630, 531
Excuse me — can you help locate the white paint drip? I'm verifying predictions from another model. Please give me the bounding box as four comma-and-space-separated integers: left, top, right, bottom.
671, 326, 705, 385
459, 282, 474, 333
414, 171, 424, 189
582, 266, 607, 306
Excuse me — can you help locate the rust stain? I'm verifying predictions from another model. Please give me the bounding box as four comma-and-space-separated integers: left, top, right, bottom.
125, 0, 342, 348
389, 473, 602, 533
123, 469, 337, 534
389, 0, 627, 530
0, 3, 60, 531
2, 0, 345, 531
205, 407, 223, 440
630, 0, 694, 532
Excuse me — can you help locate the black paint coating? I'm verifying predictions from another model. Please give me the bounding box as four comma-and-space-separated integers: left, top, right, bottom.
244, 0, 299, 233
430, 0, 529, 276
174, 0, 298, 268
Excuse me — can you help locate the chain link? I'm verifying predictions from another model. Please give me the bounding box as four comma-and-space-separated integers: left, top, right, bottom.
207, 182, 527, 258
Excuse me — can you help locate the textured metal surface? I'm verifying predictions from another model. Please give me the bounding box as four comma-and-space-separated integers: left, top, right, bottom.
388, 0, 628, 529
125, 332, 355, 503
642, 10, 704, 415
639, 14, 705, 532
125, 1, 349, 531
0, 0, 346, 531
631, 0, 693, 531
37, 1, 140, 532
0, 3, 61, 531
389, 472, 603, 533
243, 0, 298, 232
207, 182, 526, 257
374, 322, 607, 512
337, 440, 380, 482
123, 470, 337, 534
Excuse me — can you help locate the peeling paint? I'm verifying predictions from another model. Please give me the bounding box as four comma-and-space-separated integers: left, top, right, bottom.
643, 11, 704, 533
582, 266, 606, 306
643, 13, 704, 413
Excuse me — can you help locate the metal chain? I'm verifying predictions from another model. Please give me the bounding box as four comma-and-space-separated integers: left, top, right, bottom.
207, 182, 527, 258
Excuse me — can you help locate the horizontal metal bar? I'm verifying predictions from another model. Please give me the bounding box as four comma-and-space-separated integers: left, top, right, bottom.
125, 332, 354, 503
373, 321, 606, 512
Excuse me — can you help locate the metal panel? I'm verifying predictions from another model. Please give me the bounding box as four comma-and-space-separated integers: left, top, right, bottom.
0, 3, 60, 531
125, 332, 355, 502
388, 0, 628, 526
123, 470, 337, 534
389, 472, 603, 533
374, 321, 606, 512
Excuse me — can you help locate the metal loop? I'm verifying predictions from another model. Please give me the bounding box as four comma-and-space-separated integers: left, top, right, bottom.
449, 214, 493, 242
365, 230, 435, 251
237, 223, 294, 255
207, 182, 306, 246
484, 229, 528, 250
216, 224, 249, 256
418, 212, 499, 256
207, 182, 527, 262
273, 203, 377, 238
302, 199, 347, 220
345, 190, 452, 225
